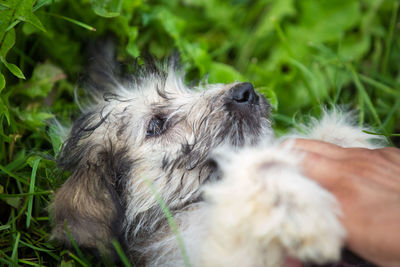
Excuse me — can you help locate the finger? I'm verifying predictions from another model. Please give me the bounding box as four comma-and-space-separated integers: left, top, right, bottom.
380, 147, 400, 164
282, 138, 349, 159
296, 150, 344, 188
286, 139, 400, 161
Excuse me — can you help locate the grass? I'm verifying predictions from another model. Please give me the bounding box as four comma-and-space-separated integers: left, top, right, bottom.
144, 178, 191, 267
0, 0, 399, 266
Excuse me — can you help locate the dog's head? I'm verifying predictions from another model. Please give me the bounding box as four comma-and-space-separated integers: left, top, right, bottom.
51, 51, 272, 258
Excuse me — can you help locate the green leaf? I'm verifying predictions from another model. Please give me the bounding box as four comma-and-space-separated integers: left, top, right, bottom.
33, 0, 52, 12
48, 123, 65, 155
22, 21, 41, 36
91, 0, 122, 18
0, 28, 15, 58
294, 0, 361, 42
182, 42, 211, 76
339, 34, 371, 61
60, 260, 75, 267
15, 0, 45, 32
0, 4, 9, 11
0, 0, 45, 32
18, 110, 54, 128
0, 29, 24, 79
126, 27, 139, 58
5, 197, 21, 208
208, 62, 245, 84
0, 72, 5, 92
5, 149, 26, 172
0, 57, 25, 79
26, 62, 65, 98
156, 8, 186, 41
254, 0, 295, 38
258, 86, 278, 111
5, 19, 20, 32
0, 97, 11, 125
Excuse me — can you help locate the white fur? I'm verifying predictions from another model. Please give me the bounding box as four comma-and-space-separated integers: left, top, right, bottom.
200, 144, 344, 266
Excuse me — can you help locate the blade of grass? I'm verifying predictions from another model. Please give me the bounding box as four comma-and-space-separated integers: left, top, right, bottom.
333, 35, 344, 104
271, 16, 293, 57
0, 190, 52, 198
5, 149, 27, 172
347, 64, 382, 127
0, 164, 29, 186
5, 20, 21, 32
9, 198, 29, 226
12, 46, 36, 66
382, 1, 399, 74
0, 224, 11, 231
359, 74, 400, 96
64, 221, 90, 266
18, 259, 41, 266
382, 98, 400, 130
289, 58, 319, 106
0, 255, 13, 265
26, 158, 41, 229
33, 0, 52, 12
35, 216, 50, 221
11, 231, 21, 264
67, 252, 90, 267
357, 88, 365, 126
19, 240, 55, 253
272, 113, 295, 126
46, 13, 96, 31
0, 164, 47, 192
363, 130, 400, 137
18, 239, 60, 260
144, 179, 191, 267
111, 240, 131, 267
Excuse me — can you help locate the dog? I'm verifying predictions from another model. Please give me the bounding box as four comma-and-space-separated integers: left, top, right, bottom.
50, 44, 381, 266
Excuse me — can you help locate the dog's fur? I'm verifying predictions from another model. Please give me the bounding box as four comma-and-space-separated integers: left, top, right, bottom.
50, 45, 381, 266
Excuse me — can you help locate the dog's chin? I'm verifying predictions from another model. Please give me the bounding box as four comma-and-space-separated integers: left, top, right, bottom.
222, 115, 271, 148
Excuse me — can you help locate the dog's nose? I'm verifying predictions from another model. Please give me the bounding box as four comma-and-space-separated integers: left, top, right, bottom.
231, 82, 258, 105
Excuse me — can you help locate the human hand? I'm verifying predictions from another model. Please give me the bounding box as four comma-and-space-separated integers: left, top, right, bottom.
288, 139, 400, 267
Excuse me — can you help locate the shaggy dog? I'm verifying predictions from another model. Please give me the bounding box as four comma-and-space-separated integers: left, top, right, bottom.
50, 44, 380, 266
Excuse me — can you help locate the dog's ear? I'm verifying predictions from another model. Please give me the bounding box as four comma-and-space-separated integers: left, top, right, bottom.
85, 36, 122, 95
50, 113, 131, 259
76, 36, 127, 107
50, 167, 119, 255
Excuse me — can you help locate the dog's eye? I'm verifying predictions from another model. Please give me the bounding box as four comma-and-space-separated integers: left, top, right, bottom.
146, 116, 166, 137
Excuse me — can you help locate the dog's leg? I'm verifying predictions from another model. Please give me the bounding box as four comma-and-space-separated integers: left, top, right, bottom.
201, 146, 346, 267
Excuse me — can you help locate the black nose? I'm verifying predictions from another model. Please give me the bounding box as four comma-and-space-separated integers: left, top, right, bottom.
231, 82, 258, 104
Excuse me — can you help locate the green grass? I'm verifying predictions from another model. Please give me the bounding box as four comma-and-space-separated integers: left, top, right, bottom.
0, 0, 399, 266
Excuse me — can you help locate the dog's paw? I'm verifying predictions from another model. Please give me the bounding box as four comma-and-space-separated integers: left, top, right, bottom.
292, 109, 384, 149
202, 145, 345, 266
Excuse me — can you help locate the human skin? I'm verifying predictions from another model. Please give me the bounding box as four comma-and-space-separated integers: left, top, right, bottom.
289, 139, 400, 267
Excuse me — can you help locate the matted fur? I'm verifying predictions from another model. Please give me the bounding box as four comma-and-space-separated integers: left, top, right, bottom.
51, 46, 382, 266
